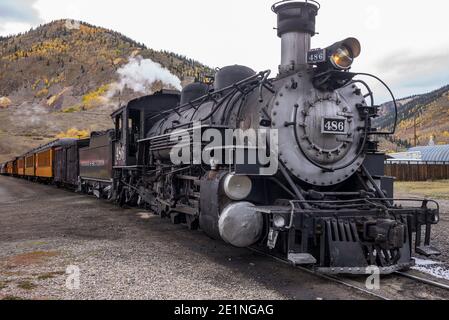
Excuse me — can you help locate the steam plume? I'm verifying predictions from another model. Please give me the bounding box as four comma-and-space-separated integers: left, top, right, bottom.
109, 56, 182, 96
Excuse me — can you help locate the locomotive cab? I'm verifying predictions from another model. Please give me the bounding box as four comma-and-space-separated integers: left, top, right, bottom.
111, 90, 180, 167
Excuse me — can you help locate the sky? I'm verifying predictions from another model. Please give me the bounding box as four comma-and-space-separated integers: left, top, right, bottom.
1, 0, 449, 101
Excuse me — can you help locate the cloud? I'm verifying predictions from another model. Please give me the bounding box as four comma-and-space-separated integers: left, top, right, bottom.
375, 49, 449, 88
0, 0, 42, 27
370, 49, 449, 100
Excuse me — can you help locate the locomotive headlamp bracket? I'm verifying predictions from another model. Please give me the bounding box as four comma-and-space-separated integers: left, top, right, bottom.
312, 70, 356, 91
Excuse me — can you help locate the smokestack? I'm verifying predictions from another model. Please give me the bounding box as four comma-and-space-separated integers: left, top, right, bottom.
272, 1, 319, 74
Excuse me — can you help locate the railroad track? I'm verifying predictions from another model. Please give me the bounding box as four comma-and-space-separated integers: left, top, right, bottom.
248, 248, 390, 300
394, 271, 449, 291
248, 248, 449, 300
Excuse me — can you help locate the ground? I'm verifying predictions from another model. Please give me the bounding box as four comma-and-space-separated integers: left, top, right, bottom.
1, 176, 449, 300
395, 181, 449, 262
395, 180, 449, 200
0, 176, 370, 300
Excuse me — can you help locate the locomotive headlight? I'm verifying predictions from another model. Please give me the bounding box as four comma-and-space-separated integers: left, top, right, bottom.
330, 46, 354, 70
223, 174, 253, 201
328, 38, 361, 70
273, 214, 287, 229
308, 37, 361, 71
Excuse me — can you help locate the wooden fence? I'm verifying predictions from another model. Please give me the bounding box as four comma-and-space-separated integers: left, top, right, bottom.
385, 161, 449, 181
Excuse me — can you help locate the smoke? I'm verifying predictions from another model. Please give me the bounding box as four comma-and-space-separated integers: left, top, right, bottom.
108, 55, 182, 97
16, 103, 48, 127
10, 103, 60, 132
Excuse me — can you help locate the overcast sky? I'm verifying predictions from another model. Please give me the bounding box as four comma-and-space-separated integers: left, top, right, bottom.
1, 0, 449, 101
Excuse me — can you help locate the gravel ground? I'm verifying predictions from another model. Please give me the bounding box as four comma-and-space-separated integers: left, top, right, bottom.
0, 176, 370, 300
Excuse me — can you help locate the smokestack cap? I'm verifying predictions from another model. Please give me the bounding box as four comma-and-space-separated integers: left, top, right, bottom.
272, 1, 319, 37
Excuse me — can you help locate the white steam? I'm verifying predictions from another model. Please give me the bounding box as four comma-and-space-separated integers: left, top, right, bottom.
110, 56, 182, 96
13, 103, 49, 128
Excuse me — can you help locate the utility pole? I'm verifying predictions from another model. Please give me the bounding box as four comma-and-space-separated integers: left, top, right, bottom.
414, 115, 418, 147
413, 110, 423, 147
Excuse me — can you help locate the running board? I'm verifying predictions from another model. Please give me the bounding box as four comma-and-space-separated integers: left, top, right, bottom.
416, 246, 441, 257
288, 253, 317, 265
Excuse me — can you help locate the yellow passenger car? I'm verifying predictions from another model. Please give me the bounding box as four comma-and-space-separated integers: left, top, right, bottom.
17, 157, 25, 176
35, 148, 54, 178
6, 160, 15, 175
25, 154, 35, 177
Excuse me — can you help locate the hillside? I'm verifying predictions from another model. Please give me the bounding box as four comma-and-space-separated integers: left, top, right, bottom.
0, 20, 213, 162
376, 85, 449, 152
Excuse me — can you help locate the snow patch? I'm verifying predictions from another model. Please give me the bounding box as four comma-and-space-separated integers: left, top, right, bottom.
412, 258, 449, 281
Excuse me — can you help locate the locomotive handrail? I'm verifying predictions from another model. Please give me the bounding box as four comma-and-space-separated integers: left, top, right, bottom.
347, 79, 374, 107
352, 72, 399, 135
146, 70, 272, 122
288, 197, 440, 214
258, 70, 272, 103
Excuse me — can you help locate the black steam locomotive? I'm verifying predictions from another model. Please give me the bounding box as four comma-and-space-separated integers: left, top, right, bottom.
3, 1, 441, 274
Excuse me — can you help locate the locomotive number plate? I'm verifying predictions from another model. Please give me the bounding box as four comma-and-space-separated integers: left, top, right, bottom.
307, 48, 326, 64
322, 118, 347, 135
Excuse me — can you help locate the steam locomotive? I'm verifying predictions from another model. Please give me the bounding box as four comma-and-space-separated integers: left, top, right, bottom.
2, 1, 440, 274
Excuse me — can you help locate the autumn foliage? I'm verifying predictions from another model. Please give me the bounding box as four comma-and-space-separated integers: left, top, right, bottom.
56, 128, 89, 139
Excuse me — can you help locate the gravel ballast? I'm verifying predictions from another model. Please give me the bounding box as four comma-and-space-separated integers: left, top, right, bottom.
0, 176, 371, 300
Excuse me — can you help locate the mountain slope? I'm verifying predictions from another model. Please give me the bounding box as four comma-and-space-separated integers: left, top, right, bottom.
376, 85, 449, 152
0, 20, 213, 105
0, 20, 213, 162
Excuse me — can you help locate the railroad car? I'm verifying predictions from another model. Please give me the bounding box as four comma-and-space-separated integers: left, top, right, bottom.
17, 156, 25, 177
5, 160, 15, 175
78, 130, 115, 198
24, 153, 36, 178
35, 143, 55, 180
0, 162, 6, 175
54, 138, 90, 188
12, 158, 18, 176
